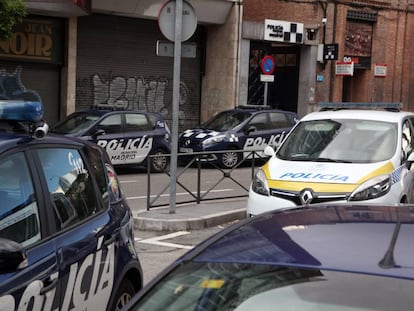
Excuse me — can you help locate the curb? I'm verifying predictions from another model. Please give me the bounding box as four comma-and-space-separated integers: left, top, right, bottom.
134, 208, 247, 232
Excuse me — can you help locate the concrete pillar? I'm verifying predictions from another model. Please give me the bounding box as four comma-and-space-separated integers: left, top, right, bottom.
60, 17, 77, 118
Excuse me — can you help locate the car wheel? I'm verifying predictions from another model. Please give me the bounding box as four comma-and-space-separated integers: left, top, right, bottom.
220, 149, 242, 169
150, 149, 169, 173
111, 278, 136, 311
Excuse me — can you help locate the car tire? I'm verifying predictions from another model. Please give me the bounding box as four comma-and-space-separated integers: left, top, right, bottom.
150, 149, 169, 173
219, 149, 242, 169
111, 278, 136, 311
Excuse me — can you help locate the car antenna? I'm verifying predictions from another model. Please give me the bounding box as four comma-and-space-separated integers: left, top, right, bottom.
378, 214, 401, 269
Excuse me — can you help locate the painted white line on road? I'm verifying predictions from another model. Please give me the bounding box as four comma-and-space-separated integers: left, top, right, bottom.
127, 188, 233, 200
135, 231, 193, 250
119, 180, 137, 183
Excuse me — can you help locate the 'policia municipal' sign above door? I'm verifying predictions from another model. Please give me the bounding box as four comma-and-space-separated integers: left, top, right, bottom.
264, 19, 304, 44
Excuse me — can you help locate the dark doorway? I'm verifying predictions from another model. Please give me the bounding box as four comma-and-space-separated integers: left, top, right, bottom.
342, 76, 351, 102
248, 41, 299, 113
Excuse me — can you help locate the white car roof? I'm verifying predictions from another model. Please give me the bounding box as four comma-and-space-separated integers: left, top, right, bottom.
301, 109, 414, 123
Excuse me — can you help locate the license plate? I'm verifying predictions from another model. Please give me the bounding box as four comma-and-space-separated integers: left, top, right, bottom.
179, 147, 193, 153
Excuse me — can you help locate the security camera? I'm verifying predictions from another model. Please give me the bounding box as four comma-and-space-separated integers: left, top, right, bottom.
322, 17, 327, 25
33, 122, 49, 139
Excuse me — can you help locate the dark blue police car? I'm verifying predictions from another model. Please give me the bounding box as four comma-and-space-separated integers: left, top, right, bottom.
127, 203, 414, 310
50, 107, 171, 172
178, 106, 298, 168
0, 100, 142, 310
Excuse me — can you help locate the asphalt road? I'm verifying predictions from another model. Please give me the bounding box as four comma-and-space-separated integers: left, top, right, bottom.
117, 165, 254, 216
134, 222, 240, 284
117, 166, 252, 285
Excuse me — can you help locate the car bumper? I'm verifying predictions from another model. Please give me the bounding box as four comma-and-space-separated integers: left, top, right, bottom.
247, 186, 401, 217
247, 187, 298, 216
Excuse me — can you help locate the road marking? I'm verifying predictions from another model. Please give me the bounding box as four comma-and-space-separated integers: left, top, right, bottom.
127, 188, 233, 200
119, 180, 137, 183
135, 231, 193, 249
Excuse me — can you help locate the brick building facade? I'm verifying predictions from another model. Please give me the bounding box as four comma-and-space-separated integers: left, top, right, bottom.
3, 0, 414, 126
237, 0, 414, 116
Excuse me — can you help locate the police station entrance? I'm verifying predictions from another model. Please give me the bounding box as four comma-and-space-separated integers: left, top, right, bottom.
248, 41, 299, 113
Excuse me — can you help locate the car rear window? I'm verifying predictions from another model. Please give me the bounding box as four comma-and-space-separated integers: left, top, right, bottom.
125, 113, 151, 131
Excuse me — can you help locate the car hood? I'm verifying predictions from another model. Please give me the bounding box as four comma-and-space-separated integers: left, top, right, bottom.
264, 158, 398, 185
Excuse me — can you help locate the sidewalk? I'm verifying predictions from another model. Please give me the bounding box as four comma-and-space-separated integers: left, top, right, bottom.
133, 197, 248, 231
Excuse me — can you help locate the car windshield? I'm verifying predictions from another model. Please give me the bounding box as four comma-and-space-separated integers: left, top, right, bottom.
131, 262, 414, 310
277, 119, 398, 163
201, 111, 252, 131
51, 112, 100, 134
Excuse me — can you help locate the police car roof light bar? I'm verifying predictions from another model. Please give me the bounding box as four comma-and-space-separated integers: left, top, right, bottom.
318, 102, 402, 111
0, 100, 49, 139
0, 100, 44, 122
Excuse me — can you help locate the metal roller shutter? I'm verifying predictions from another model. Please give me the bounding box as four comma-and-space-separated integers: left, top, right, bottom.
76, 14, 202, 131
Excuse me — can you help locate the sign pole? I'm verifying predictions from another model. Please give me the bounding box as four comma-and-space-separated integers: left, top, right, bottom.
169, 0, 183, 214
264, 82, 268, 107
158, 0, 196, 214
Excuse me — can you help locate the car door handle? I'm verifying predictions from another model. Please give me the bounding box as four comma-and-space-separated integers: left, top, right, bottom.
39, 277, 58, 295
104, 234, 117, 246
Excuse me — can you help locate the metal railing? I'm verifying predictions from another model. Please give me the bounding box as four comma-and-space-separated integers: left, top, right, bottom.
146, 149, 265, 210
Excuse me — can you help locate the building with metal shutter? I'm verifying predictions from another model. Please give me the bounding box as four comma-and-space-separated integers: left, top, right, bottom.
3, 0, 413, 128
75, 14, 203, 130
0, 0, 236, 130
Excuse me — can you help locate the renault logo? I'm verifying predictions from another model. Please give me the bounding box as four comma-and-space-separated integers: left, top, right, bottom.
300, 189, 314, 205
185, 139, 191, 146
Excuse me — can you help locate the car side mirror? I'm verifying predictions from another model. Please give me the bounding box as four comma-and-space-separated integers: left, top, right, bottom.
0, 238, 27, 272
246, 126, 257, 134
93, 128, 106, 138
406, 152, 414, 169
264, 145, 275, 157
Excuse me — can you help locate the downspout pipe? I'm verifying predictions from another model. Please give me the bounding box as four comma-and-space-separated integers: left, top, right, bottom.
231, 0, 243, 107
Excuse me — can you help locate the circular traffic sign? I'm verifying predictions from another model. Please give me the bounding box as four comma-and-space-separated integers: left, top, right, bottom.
158, 0, 197, 42
260, 55, 276, 75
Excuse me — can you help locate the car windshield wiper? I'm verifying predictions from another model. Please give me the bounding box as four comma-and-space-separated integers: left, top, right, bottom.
312, 157, 352, 163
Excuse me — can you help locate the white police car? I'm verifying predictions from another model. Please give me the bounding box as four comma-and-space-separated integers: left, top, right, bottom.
50, 107, 171, 173
0, 100, 142, 310
178, 106, 298, 168
247, 103, 414, 216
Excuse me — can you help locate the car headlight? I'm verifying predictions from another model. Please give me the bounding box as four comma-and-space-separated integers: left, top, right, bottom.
349, 175, 391, 201
202, 134, 226, 147
251, 169, 269, 196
